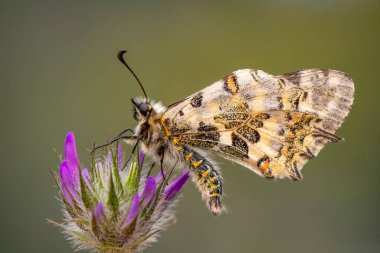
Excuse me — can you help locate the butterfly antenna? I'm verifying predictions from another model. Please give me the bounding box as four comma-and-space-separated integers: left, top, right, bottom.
117, 49, 148, 99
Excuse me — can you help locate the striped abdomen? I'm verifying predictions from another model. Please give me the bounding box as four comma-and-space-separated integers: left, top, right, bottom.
181, 146, 223, 215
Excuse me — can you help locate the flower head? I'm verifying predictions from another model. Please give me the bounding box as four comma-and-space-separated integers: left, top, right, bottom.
51, 132, 189, 253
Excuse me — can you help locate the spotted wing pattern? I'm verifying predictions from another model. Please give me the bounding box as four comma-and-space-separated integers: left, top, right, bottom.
162, 69, 354, 180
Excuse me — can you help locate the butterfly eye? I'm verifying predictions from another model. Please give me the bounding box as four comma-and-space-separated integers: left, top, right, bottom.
139, 103, 149, 116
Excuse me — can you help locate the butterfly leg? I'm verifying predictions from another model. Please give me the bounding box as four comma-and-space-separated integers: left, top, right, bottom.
91, 135, 137, 155
181, 146, 224, 215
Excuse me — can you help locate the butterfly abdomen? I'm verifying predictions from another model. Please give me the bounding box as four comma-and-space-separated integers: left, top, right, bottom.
181, 146, 224, 215
140, 118, 224, 215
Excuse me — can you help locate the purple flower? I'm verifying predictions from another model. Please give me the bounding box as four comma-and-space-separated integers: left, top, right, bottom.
59, 161, 78, 208
164, 171, 190, 201
93, 202, 106, 226
140, 176, 157, 208
122, 193, 140, 230
59, 132, 81, 207
52, 132, 190, 252
64, 132, 79, 182
81, 168, 93, 191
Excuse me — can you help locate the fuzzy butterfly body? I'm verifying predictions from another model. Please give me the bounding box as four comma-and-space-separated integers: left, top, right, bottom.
129, 68, 354, 215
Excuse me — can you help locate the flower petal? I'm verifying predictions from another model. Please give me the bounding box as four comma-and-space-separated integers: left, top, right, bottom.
122, 193, 139, 229
91, 202, 107, 237
164, 171, 190, 201
81, 168, 93, 191
64, 132, 79, 181
60, 161, 78, 207
93, 202, 106, 225
140, 177, 157, 208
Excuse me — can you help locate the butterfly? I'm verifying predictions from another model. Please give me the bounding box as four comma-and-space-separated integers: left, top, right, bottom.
95, 50, 354, 215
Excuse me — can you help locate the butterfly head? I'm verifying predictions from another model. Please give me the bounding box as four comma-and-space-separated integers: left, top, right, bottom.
131, 97, 153, 121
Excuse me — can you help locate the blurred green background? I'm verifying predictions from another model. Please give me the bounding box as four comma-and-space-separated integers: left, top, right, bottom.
1, 0, 379, 252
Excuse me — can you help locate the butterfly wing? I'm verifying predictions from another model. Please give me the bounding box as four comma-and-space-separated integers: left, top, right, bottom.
162, 69, 354, 180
